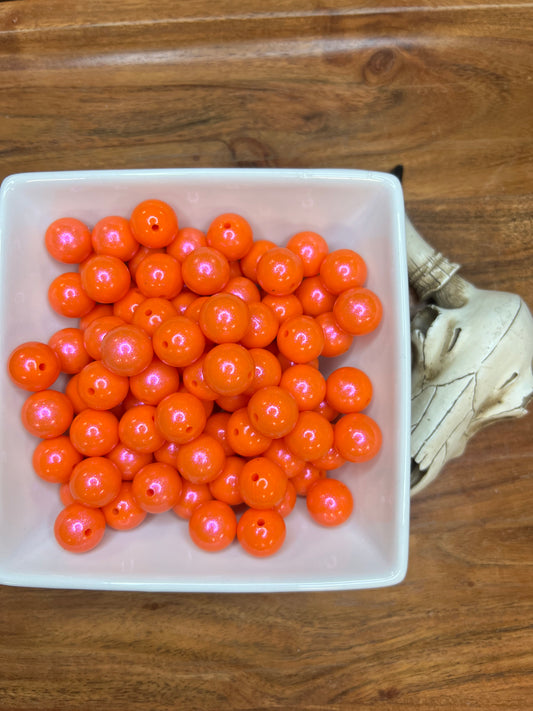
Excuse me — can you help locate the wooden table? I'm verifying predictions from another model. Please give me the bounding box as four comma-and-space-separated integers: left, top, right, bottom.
1, 2, 532, 708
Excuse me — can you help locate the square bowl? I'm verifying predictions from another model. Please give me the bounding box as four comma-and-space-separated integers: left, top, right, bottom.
0, 168, 409, 592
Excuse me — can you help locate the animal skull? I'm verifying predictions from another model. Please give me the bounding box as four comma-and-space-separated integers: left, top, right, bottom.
407, 217, 533, 494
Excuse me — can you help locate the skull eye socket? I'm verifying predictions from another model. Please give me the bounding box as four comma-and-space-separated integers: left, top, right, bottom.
446, 327, 462, 353
498, 371, 518, 391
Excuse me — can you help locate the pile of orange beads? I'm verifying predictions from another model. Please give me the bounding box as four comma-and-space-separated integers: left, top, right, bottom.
7, 199, 383, 557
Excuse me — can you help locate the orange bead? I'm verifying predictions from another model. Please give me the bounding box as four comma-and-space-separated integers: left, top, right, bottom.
48, 272, 95, 318
209, 456, 245, 506
134, 252, 183, 299
278, 353, 319, 371
166, 226, 207, 262
155, 391, 207, 444
247, 386, 299, 438
198, 293, 249, 344
319, 249, 367, 294
173, 480, 212, 520
203, 343, 255, 396
171, 290, 197, 315
274, 478, 297, 517
21, 390, 74, 439
239, 457, 288, 509
295, 276, 336, 317
91, 215, 140, 261
102, 481, 147, 531
315, 311, 353, 358
128, 246, 164, 281
112, 287, 146, 323
333, 287, 383, 336
154, 440, 181, 469
132, 462, 182, 513
314, 397, 339, 422
262, 293, 303, 323
130, 296, 178, 336
54, 503, 106, 553
326, 366, 373, 413
189, 500, 237, 552
334, 413, 382, 463
285, 411, 334, 462
83, 316, 126, 361
79, 303, 114, 330
244, 347, 282, 395
65, 373, 89, 414
223, 276, 261, 304
227, 408, 272, 457
237, 508, 286, 557
239, 239, 276, 282
32, 436, 83, 484
240, 302, 279, 349
70, 408, 119, 457
48, 328, 91, 375
152, 315, 205, 368
130, 199, 179, 248
206, 213, 254, 260
8, 341, 61, 392
69, 456, 122, 508
306, 478, 353, 526
181, 246, 230, 295
107, 443, 153, 480
176, 434, 226, 485
203, 412, 235, 456
100, 324, 154, 377
280, 364, 326, 411
184, 296, 210, 323
264, 438, 306, 478
215, 392, 250, 413
276, 315, 325, 363
129, 357, 180, 405
181, 355, 218, 402
291, 463, 327, 496
312, 444, 346, 471
45, 217, 92, 264
80, 255, 131, 304
286, 230, 329, 277
256, 247, 304, 296
118, 404, 166, 454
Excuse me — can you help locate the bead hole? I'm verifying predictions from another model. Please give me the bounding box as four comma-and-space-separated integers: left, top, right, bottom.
251, 473, 259, 482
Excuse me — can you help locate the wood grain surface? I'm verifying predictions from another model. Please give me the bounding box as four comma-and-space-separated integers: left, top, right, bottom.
1, 2, 532, 709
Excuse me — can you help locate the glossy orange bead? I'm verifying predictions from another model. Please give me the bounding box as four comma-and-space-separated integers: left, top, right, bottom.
244, 347, 282, 395
198, 293, 249, 344
312, 444, 346, 471
8, 341, 61, 392
274, 478, 297, 518
203, 343, 255, 396
215, 392, 250, 413
48, 272, 95, 318
223, 276, 261, 304
256, 247, 304, 296
132, 462, 182, 513
286, 230, 329, 277
206, 212, 253, 260
112, 287, 146, 323
184, 296, 210, 323
181, 246, 230, 295
59, 482, 76, 507
65, 373, 89, 414
102, 481, 147, 531
128, 246, 164, 281
171, 290, 197, 315
129, 357, 180, 405
69, 456, 122, 508
45, 217, 92, 264
247, 386, 299, 438
285, 411, 334, 462
152, 315, 205, 368
333, 287, 383, 336
155, 391, 207, 444
100, 324, 153, 377
130, 199, 179, 248
107, 443, 153, 480
237, 508, 286, 558
69, 408, 119, 457
32, 435, 83, 484
181, 354, 218, 401
227, 407, 272, 457
239, 239, 277, 281
264, 438, 306, 478
276, 315, 325, 363
21, 390, 74, 439
173, 480, 212, 520
262, 293, 303, 323
176, 434, 226, 484
319, 249, 367, 294
48, 328, 91, 374
306, 478, 353, 526
54, 503, 106, 553
228, 260, 243, 278
208, 456, 245, 506
153, 440, 180, 468
280, 364, 326, 411
91, 215, 140, 261
77, 360, 129, 410
83, 316, 126, 360
326, 366, 373, 413
291, 463, 327, 496
314, 397, 339, 422
79, 303, 114, 331
239, 302, 279, 349
203, 412, 235, 456
131, 297, 178, 336
334, 413, 382, 463
278, 353, 319, 372
134, 252, 183, 299
189, 500, 237, 552
296, 276, 336, 317
315, 311, 353, 358
166, 226, 207, 262
119, 404, 165, 454
80, 254, 131, 304
239, 457, 288, 509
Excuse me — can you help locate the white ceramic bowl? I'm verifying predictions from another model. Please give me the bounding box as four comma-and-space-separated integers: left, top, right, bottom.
0, 168, 410, 592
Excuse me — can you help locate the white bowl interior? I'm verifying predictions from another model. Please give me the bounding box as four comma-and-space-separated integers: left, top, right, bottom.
0, 169, 409, 591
